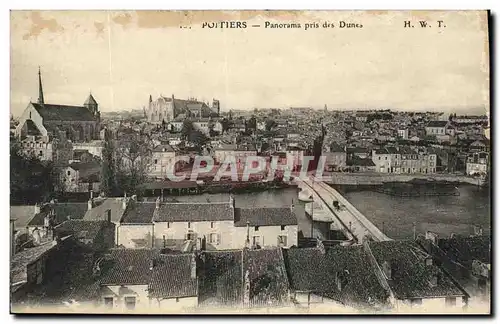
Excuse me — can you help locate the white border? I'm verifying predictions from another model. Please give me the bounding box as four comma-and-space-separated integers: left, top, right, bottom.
2, 1, 498, 323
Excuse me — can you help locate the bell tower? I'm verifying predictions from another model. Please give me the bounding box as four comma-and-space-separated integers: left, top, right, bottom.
37, 67, 45, 104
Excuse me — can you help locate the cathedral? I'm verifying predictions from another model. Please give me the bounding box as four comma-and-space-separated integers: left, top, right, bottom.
146, 94, 220, 123
15, 68, 102, 143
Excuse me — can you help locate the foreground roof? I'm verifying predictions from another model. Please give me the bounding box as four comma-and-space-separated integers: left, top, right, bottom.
368, 240, 466, 299
234, 207, 297, 227
31, 102, 97, 122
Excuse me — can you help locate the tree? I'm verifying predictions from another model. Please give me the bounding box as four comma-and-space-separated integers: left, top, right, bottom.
220, 118, 231, 134
10, 138, 57, 204
100, 135, 118, 196
247, 116, 257, 133
181, 119, 194, 140
265, 119, 277, 132
114, 134, 154, 196
188, 130, 209, 149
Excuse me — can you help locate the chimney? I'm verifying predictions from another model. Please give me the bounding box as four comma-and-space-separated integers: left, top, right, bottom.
382, 261, 392, 280
34, 203, 41, 215
156, 197, 161, 209
90, 190, 94, 200
122, 196, 128, 210
245, 221, 250, 249
87, 199, 93, 211
195, 238, 202, 251
290, 199, 295, 213
317, 238, 326, 254
149, 259, 155, 271
229, 194, 235, 209
190, 255, 197, 279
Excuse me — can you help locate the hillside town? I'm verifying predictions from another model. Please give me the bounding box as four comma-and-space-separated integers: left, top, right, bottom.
10, 69, 491, 314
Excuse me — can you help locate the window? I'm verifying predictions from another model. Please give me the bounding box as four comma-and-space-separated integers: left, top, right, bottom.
124, 296, 136, 310
186, 231, 195, 241
254, 226, 259, 231
385, 157, 387, 160
154, 159, 158, 164
167, 222, 170, 229
209, 233, 218, 244
252, 236, 261, 246
211, 222, 214, 229
445, 297, 456, 307
281, 225, 286, 231
106, 210, 111, 222
39, 150, 43, 156
410, 298, 422, 306
103, 297, 114, 308
188, 222, 191, 229
67, 170, 71, 176
176, 297, 180, 303
277, 235, 287, 246
378, 157, 381, 160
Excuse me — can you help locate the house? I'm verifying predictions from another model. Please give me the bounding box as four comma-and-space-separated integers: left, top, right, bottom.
233, 207, 298, 249
465, 152, 489, 176
418, 233, 490, 300
26, 202, 88, 238
372, 147, 437, 174
366, 240, 469, 310
61, 162, 101, 193
149, 144, 177, 179
213, 144, 257, 167
11, 235, 73, 302
347, 147, 371, 160
199, 248, 290, 308
116, 197, 298, 251
83, 196, 131, 245
425, 121, 449, 137
323, 143, 347, 172
54, 219, 115, 251
73, 140, 105, 159
283, 244, 390, 309
19, 135, 73, 165
397, 129, 409, 140
286, 146, 306, 171
347, 156, 376, 172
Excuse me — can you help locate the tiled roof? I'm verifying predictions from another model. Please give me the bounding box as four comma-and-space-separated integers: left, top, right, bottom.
347, 157, 375, 167
234, 207, 297, 227
437, 235, 491, 265
283, 246, 389, 307
11, 240, 58, 285
99, 249, 160, 286
54, 220, 108, 241
153, 202, 234, 222
200, 250, 243, 305
83, 198, 127, 223
149, 254, 198, 298
368, 240, 465, 299
330, 143, 345, 152
121, 202, 156, 224
427, 120, 448, 128
31, 103, 97, 122
243, 248, 289, 305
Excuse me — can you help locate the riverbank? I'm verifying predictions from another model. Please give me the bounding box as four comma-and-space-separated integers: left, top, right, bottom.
321, 172, 485, 186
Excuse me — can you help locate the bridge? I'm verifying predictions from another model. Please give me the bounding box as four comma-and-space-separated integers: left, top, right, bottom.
296, 177, 391, 243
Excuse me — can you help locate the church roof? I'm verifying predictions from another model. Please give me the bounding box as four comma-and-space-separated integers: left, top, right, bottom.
31, 103, 97, 122
84, 94, 98, 106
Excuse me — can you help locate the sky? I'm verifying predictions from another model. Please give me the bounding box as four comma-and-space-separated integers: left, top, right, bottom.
10, 10, 490, 116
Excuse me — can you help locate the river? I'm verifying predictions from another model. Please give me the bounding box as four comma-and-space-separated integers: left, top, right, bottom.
339, 185, 491, 240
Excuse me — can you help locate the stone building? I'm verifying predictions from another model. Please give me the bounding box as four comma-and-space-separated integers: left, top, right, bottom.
147, 94, 220, 124
15, 68, 102, 163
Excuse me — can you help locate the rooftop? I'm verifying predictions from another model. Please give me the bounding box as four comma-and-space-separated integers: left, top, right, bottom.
153, 202, 234, 223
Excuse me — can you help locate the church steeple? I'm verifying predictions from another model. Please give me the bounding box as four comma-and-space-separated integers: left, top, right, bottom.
37, 66, 45, 104
84, 92, 99, 116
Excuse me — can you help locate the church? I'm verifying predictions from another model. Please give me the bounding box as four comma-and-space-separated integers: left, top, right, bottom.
14, 68, 102, 163
15, 68, 101, 142
146, 94, 220, 123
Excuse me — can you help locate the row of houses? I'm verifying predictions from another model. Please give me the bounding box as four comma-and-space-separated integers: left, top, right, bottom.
18, 195, 299, 252
11, 225, 490, 313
